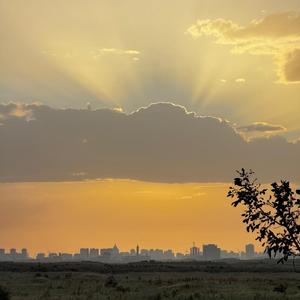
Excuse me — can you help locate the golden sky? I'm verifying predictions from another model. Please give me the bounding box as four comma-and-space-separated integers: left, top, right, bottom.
0, 180, 260, 255
1, 1, 300, 253
1, 1, 300, 138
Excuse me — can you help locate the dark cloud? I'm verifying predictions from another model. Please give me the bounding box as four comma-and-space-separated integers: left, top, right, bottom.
237, 122, 286, 133
0, 102, 299, 183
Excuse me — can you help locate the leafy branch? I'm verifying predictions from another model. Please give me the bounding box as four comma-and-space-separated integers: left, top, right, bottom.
228, 169, 300, 264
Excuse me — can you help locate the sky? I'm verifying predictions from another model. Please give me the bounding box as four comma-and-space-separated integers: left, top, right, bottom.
0, 181, 253, 255
0, 0, 300, 254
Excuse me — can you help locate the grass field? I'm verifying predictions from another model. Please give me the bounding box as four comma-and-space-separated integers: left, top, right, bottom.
0, 261, 300, 299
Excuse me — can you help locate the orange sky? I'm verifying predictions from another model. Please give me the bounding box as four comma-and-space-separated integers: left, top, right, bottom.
0, 180, 260, 256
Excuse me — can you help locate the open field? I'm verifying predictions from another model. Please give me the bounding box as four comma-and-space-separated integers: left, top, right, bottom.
0, 260, 300, 299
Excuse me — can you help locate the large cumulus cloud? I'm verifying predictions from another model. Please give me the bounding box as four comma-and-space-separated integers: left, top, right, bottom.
0, 102, 299, 183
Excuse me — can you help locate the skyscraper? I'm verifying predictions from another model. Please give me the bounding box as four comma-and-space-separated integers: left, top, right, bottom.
190, 242, 200, 256
245, 244, 255, 259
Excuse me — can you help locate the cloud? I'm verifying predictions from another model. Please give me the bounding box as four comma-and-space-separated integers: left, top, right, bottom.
0, 102, 34, 121
187, 12, 300, 43
235, 78, 246, 83
187, 12, 300, 83
93, 48, 141, 58
1, 102, 300, 183
280, 48, 300, 82
237, 122, 286, 133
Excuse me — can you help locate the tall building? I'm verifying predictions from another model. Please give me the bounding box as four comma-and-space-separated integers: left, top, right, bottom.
21, 248, 28, 260
80, 248, 89, 260
10, 248, 17, 260
136, 245, 140, 256
190, 242, 200, 256
245, 244, 255, 259
0, 249, 5, 258
111, 244, 119, 258
203, 244, 221, 260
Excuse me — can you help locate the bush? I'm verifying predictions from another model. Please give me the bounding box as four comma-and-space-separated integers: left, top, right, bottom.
105, 275, 118, 288
273, 283, 288, 293
115, 285, 130, 292
0, 286, 10, 300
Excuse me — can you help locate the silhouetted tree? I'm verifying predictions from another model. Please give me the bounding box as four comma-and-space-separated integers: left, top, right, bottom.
228, 169, 300, 264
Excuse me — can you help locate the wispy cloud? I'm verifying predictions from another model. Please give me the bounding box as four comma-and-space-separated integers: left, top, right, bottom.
92, 48, 141, 60
237, 122, 286, 133
235, 78, 246, 83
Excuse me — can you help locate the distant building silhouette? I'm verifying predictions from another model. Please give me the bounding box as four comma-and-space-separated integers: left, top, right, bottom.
10, 248, 17, 260
203, 244, 221, 260
176, 252, 185, 259
90, 248, 99, 258
163, 249, 175, 260
221, 250, 239, 259
0, 249, 5, 260
0, 243, 268, 262
80, 248, 89, 260
60, 253, 72, 261
245, 244, 255, 259
190, 242, 200, 256
36, 253, 46, 261
21, 248, 28, 260
101, 247, 114, 259
111, 244, 119, 259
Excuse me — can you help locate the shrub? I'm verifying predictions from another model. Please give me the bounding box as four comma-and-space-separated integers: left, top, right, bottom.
115, 285, 130, 292
105, 275, 118, 288
0, 286, 10, 300
273, 283, 288, 293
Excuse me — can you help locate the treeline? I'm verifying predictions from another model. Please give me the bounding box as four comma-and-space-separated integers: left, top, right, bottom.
0, 260, 298, 274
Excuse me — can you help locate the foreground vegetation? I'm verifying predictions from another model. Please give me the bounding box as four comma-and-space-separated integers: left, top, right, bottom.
0, 260, 300, 299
